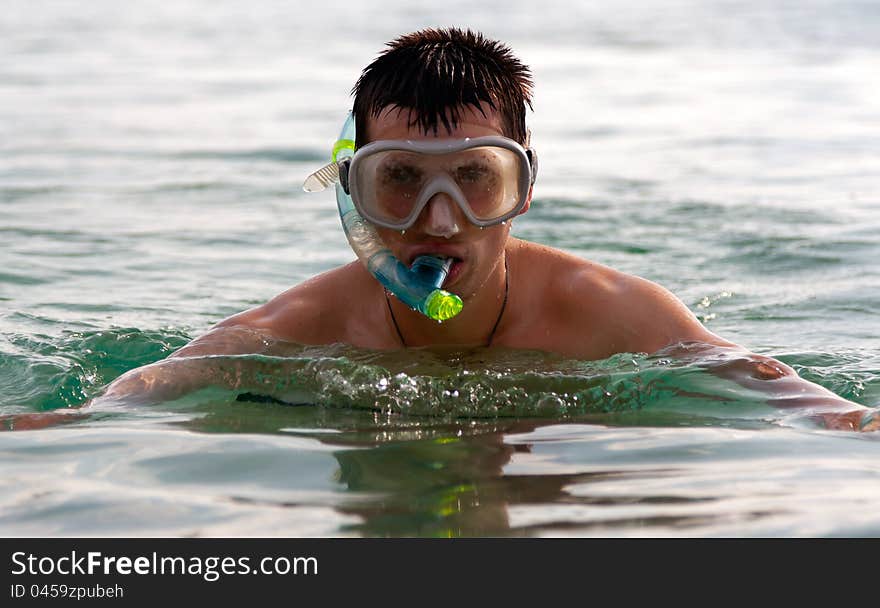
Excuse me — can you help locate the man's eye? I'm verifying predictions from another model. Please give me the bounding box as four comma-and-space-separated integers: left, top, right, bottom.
383, 165, 421, 184
456, 165, 490, 183
455, 165, 493, 184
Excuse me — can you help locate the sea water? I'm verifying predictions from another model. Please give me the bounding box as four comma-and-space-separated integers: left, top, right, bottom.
1, 0, 879, 537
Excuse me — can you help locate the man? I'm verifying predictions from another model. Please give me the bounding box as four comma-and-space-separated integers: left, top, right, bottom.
103, 28, 877, 431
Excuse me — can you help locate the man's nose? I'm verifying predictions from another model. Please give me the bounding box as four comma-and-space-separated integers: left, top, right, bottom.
420, 194, 463, 238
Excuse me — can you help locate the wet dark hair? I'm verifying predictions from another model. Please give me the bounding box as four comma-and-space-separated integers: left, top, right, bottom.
352, 28, 533, 149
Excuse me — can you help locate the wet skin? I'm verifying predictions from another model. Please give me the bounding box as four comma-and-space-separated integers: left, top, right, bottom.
85, 103, 880, 432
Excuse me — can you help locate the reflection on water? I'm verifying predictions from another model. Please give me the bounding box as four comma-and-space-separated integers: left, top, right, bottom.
333, 422, 533, 537
140, 383, 871, 537
1, 369, 879, 536
1, 337, 878, 536
176, 404, 719, 537
328, 423, 728, 537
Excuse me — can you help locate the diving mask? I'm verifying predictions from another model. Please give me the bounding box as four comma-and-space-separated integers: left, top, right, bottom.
313, 137, 537, 230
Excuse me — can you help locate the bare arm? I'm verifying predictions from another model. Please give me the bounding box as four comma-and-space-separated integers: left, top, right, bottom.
0, 323, 284, 430
95, 267, 363, 407
625, 277, 879, 431
662, 341, 878, 431
97, 324, 278, 406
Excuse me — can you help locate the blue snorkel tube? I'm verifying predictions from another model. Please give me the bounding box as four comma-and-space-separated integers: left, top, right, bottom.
323, 113, 464, 321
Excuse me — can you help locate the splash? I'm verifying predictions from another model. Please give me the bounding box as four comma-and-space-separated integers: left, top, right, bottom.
3, 328, 877, 432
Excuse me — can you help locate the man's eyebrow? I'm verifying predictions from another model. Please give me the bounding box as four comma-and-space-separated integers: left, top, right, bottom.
380, 155, 418, 166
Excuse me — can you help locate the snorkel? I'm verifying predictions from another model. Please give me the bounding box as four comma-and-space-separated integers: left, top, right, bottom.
306, 113, 463, 321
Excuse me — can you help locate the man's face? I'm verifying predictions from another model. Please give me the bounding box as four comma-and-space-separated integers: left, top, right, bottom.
364, 103, 530, 301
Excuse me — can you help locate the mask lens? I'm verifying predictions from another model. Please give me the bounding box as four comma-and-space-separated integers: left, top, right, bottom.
352, 143, 527, 227
356, 151, 427, 224
451, 146, 523, 221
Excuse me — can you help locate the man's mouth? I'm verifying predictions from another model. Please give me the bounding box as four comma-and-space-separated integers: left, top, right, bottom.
405, 247, 466, 288
443, 257, 465, 287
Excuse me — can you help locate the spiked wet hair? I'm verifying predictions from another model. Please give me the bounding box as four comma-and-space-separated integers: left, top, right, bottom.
352, 28, 533, 149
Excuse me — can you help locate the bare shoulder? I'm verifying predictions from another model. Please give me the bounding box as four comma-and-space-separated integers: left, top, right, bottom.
507, 239, 731, 356
509, 239, 623, 308
101, 264, 377, 402
213, 261, 374, 346
604, 271, 734, 353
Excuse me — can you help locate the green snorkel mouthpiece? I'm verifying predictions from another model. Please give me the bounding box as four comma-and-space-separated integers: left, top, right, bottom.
424, 289, 464, 321
304, 113, 464, 322
410, 256, 464, 321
